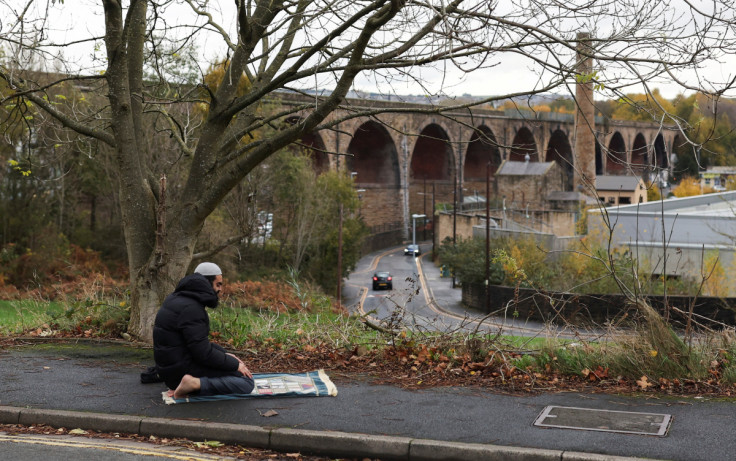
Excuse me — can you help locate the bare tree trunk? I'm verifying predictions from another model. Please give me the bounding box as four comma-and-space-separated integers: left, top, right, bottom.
126, 235, 197, 341
128, 267, 168, 341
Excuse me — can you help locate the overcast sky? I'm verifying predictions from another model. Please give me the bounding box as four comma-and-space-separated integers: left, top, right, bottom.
11, 0, 736, 102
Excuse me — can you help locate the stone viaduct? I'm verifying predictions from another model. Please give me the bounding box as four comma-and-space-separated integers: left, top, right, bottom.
289, 97, 680, 245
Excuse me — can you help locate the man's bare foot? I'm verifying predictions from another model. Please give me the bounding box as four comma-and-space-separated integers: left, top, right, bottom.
172, 374, 201, 399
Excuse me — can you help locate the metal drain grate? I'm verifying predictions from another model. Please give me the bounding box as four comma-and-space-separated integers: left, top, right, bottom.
534, 406, 672, 436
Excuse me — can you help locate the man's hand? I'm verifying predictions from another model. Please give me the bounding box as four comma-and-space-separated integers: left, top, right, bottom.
228, 353, 252, 378
227, 352, 253, 379
237, 362, 253, 378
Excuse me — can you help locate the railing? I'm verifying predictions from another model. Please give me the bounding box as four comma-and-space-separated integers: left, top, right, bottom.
369, 221, 403, 235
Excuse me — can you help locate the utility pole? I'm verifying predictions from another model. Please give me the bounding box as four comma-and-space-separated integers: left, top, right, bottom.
337, 203, 343, 309
452, 173, 457, 289
423, 176, 427, 241
432, 181, 436, 260
485, 161, 491, 313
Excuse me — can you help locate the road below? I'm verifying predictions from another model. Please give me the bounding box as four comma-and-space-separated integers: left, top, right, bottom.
344, 242, 608, 340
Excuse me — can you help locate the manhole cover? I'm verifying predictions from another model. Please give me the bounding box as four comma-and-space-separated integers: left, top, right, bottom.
534, 406, 672, 436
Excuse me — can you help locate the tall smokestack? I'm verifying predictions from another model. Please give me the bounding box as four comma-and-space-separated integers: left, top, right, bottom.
574, 32, 596, 194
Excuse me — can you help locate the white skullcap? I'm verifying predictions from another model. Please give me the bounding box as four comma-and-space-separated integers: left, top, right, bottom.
194, 262, 222, 276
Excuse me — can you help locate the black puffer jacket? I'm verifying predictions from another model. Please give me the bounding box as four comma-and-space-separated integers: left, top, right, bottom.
153, 274, 239, 388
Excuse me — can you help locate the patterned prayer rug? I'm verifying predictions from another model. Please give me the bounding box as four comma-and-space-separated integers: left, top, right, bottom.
162, 369, 337, 404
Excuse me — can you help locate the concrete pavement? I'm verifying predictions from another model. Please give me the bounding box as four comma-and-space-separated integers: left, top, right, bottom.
0, 246, 733, 460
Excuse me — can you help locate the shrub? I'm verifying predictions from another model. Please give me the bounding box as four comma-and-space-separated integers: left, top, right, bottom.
438, 237, 504, 285
224, 280, 306, 312
439, 234, 701, 296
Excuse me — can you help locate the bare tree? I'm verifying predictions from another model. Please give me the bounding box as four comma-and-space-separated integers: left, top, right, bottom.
1, 0, 735, 340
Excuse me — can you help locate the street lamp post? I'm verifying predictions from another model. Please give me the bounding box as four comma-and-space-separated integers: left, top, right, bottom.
411, 213, 426, 246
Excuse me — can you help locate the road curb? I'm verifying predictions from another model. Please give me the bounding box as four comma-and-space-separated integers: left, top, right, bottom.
0, 405, 654, 461
270, 427, 409, 459
562, 453, 650, 461
409, 438, 561, 461
139, 417, 271, 448
17, 408, 141, 435
0, 406, 20, 425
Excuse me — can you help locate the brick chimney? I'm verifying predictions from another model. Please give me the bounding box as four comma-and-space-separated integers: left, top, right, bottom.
573, 32, 596, 194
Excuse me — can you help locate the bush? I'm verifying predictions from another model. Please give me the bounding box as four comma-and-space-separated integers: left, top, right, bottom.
224, 280, 308, 312
0, 235, 122, 295
438, 237, 504, 285
439, 234, 701, 296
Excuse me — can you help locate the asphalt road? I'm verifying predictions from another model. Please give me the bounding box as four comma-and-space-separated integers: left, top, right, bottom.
344, 242, 605, 339
1, 344, 735, 461
0, 433, 231, 461
355, 244, 452, 331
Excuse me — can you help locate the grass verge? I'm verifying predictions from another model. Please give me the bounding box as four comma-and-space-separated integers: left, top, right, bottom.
2, 283, 736, 395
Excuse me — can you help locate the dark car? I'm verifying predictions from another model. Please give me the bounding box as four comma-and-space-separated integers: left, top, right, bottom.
404, 244, 420, 256
372, 271, 393, 290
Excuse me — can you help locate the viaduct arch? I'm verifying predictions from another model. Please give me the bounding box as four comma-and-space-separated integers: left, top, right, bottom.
290, 100, 677, 244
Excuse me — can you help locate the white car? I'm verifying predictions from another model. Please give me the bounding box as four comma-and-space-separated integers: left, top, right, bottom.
404, 244, 420, 256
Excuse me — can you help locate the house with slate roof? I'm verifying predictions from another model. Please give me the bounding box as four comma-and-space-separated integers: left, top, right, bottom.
595, 175, 647, 206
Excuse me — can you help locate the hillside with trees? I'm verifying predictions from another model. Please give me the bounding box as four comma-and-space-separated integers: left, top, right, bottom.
500, 89, 736, 183
3, 0, 736, 340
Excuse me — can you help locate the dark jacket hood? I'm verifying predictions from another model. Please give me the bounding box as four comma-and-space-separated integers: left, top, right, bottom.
172, 273, 219, 308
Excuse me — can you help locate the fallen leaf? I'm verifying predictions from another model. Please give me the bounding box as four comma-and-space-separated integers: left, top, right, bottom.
69, 429, 88, 435
195, 440, 224, 448
260, 409, 279, 417
636, 376, 653, 389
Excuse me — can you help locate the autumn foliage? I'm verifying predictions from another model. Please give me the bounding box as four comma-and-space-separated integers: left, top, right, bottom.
672, 176, 712, 197
224, 280, 318, 312
0, 243, 126, 300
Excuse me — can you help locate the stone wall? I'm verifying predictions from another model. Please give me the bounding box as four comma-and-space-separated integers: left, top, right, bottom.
497, 209, 577, 236
462, 283, 736, 328
434, 208, 580, 251
358, 185, 403, 228
435, 211, 489, 245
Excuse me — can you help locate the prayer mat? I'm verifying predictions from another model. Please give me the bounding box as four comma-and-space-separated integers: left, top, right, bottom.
162, 369, 337, 404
